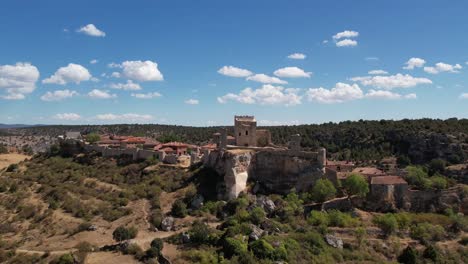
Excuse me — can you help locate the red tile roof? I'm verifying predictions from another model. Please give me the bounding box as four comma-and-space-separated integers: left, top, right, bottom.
371, 176, 407, 185
162, 142, 188, 148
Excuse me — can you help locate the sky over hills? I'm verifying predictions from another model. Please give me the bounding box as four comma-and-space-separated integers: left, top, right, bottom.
0, 0, 467, 126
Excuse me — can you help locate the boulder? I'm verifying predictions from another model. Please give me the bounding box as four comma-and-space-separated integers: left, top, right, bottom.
249, 225, 264, 241
161, 217, 175, 231
257, 196, 276, 214
190, 195, 204, 210
325, 234, 343, 249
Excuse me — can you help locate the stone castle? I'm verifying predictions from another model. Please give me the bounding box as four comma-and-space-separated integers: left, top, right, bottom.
204, 115, 328, 199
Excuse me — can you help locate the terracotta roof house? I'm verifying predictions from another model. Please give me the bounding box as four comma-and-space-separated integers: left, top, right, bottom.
155, 142, 189, 156
371, 176, 407, 185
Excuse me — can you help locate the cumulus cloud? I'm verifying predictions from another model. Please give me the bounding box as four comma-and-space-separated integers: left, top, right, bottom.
368, 70, 388, 75
217, 66, 252, 77
43, 63, 92, 85
130, 92, 162, 99
53, 113, 81, 121
111, 72, 121, 78
41, 89, 78, 101
246, 74, 287, 84
77, 24, 106, 37
95, 113, 153, 123
113, 60, 164, 81
217, 84, 301, 106
287, 53, 306, 60
273, 67, 312, 78
336, 39, 358, 47
350, 73, 432, 89
306, 83, 363, 103
109, 80, 141, 90
184, 99, 199, 105
333, 30, 359, 40
423, 62, 462, 74
90, 59, 98, 64
0, 62, 40, 99
403, 58, 426, 70
459, 93, 468, 99
87, 89, 116, 99
365, 89, 417, 100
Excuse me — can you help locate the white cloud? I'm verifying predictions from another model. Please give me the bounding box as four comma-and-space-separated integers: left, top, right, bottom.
184, 99, 199, 105
336, 39, 358, 47
217, 66, 252, 77
109, 80, 141, 90
0, 62, 40, 99
365, 89, 417, 100
111, 72, 121, 78
1, 93, 25, 100
108, 62, 121, 68
95, 113, 153, 123
43, 63, 92, 85
246, 74, 287, 84
273, 67, 312, 78
368, 70, 388, 75
130, 92, 162, 99
403, 57, 426, 70
365, 57, 379, 61
41, 89, 78, 101
350, 73, 432, 89
287, 53, 306, 60
116, 60, 164, 81
306, 83, 363, 104
322, 40, 329, 44
90, 59, 98, 64
53, 113, 81, 121
333, 30, 359, 40
218, 84, 302, 106
77, 24, 106, 37
459, 93, 468, 99
423, 62, 462, 74
87, 89, 116, 99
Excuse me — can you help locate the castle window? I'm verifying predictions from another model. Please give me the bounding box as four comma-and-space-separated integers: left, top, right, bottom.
239, 132, 241, 136
245, 130, 248, 135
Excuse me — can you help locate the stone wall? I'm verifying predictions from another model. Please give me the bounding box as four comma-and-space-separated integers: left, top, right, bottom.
83, 144, 175, 163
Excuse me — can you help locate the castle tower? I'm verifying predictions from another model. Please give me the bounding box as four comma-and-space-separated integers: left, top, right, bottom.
234, 115, 257, 147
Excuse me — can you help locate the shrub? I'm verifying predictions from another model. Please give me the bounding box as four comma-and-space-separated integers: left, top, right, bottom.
373, 214, 398, 236
223, 237, 248, 258
430, 176, 448, 190
355, 227, 367, 247
311, 179, 336, 203
410, 223, 445, 243
171, 199, 188, 218
189, 221, 216, 245
397, 246, 418, 264
328, 210, 358, 227
150, 238, 163, 255
51, 253, 74, 264
17, 204, 37, 219
422, 244, 440, 262
342, 173, 369, 197
76, 241, 94, 252
112, 226, 138, 242
405, 166, 431, 190
6, 164, 18, 172
250, 207, 266, 225
250, 239, 275, 259
123, 243, 144, 258
308, 211, 329, 227
149, 209, 163, 228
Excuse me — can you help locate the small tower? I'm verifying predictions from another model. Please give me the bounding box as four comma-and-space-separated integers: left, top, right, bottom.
234, 116, 257, 147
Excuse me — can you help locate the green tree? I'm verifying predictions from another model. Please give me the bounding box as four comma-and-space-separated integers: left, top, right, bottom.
405, 166, 431, 190
423, 244, 440, 263
171, 199, 188, 218
373, 214, 398, 237
112, 226, 138, 242
86, 133, 101, 144
311, 179, 336, 203
397, 246, 418, 264
343, 173, 369, 198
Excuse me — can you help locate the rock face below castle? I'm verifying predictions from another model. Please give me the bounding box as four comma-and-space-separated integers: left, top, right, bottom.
204, 148, 325, 199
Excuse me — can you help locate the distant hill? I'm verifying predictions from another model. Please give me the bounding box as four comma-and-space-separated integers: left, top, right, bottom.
0, 124, 44, 129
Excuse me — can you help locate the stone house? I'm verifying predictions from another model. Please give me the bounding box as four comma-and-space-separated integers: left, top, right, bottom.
368, 176, 409, 212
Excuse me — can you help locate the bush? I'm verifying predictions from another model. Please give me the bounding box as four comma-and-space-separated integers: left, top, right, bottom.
308, 211, 329, 227
422, 244, 440, 262
112, 226, 138, 242
405, 166, 431, 190
373, 214, 398, 236
6, 164, 18, 172
123, 243, 144, 258
397, 246, 418, 264
250, 207, 266, 225
328, 210, 358, 227
430, 176, 448, 190
171, 199, 188, 218
311, 179, 336, 203
223, 237, 248, 258
410, 223, 445, 243
149, 209, 163, 228
76, 241, 94, 252
150, 238, 163, 255
342, 173, 369, 197
51, 253, 74, 264
189, 221, 217, 245
250, 239, 275, 259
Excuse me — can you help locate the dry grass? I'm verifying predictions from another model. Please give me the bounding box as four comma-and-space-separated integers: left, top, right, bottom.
0, 153, 30, 170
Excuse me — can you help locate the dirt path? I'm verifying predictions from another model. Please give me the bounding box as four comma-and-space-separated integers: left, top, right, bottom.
15, 249, 76, 256
0, 153, 30, 170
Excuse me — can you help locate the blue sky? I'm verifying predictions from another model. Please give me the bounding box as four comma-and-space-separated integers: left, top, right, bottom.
0, 0, 467, 126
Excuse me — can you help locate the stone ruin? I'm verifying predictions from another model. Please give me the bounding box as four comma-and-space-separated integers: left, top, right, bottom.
203, 115, 329, 199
